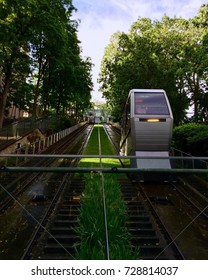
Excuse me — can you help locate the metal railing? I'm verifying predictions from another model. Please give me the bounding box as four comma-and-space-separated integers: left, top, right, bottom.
0, 154, 208, 173
171, 147, 208, 170
0, 122, 87, 166
0, 117, 52, 147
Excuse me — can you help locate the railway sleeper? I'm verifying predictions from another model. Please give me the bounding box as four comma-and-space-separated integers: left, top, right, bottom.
65, 197, 82, 203
138, 245, 166, 256
126, 221, 153, 228
62, 201, 80, 207
125, 201, 145, 208
126, 206, 146, 212
127, 206, 147, 211
56, 214, 79, 219
131, 236, 160, 245
50, 227, 76, 235
59, 209, 80, 215
128, 228, 156, 236
130, 244, 168, 260
65, 192, 83, 198
127, 215, 150, 222
127, 211, 148, 217
66, 186, 85, 193
121, 189, 138, 195
61, 204, 80, 210
121, 187, 138, 192
123, 196, 139, 201
44, 244, 75, 255
54, 219, 78, 227
47, 234, 80, 244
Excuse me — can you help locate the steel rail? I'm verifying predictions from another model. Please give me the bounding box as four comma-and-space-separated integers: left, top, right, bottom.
1, 154, 208, 160
2, 166, 208, 173
98, 125, 110, 260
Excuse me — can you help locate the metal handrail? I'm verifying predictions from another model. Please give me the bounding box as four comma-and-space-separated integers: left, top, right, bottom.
1, 166, 208, 173
1, 154, 208, 160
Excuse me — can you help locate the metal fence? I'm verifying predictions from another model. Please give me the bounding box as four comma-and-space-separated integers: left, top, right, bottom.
0, 122, 86, 166
0, 117, 52, 148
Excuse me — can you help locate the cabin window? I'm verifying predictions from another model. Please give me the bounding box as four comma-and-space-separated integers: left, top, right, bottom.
134, 92, 169, 115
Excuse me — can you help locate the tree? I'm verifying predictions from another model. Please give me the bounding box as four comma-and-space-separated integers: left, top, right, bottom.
99, 11, 208, 125
28, 0, 77, 118
191, 4, 208, 122
99, 18, 186, 123
0, 0, 93, 127
0, 0, 34, 127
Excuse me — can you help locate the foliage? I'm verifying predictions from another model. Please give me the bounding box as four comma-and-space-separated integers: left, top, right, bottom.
0, 0, 93, 127
45, 115, 77, 134
172, 123, 208, 155
98, 5, 208, 125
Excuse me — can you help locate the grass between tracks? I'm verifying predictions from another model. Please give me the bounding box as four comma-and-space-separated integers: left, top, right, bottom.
74, 125, 136, 260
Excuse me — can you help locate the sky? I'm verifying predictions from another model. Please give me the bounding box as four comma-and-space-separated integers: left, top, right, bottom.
72, 0, 206, 103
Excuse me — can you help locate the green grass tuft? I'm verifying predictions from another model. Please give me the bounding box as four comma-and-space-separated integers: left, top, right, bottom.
75, 125, 136, 259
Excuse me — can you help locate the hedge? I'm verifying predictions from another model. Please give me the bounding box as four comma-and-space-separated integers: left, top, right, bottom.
172, 123, 208, 156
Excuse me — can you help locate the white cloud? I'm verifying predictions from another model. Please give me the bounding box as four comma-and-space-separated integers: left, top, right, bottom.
72, 0, 205, 102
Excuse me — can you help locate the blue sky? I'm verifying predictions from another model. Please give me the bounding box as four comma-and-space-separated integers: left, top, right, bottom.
72, 0, 206, 102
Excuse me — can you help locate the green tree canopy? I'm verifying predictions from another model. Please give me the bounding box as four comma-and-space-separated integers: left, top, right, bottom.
0, 0, 93, 127
99, 5, 208, 125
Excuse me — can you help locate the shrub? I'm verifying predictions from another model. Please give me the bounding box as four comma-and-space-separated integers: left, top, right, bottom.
172, 123, 208, 156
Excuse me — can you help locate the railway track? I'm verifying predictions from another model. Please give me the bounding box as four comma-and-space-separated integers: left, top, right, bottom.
22, 178, 85, 260
0, 123, 90, 213
104, 124, 184, 259
0, 124, 93, 259
105, 123, 208, 259
21, 125, 93, 259
119, 179, 184, 259
172, 181, 208, 219
140, 181, 208, 259
1, 123, 208, 259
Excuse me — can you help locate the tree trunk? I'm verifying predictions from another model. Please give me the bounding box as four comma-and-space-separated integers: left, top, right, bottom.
43, 70, 52, 115
0, 91, 8, 128
0, 67, 12, 128
33, 78, 40, 119
32, 55, 48, 119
